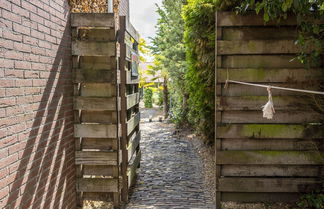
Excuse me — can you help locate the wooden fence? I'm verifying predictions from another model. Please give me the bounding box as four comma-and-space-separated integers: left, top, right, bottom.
72, 13, 141, 208
215, 12, 324, 207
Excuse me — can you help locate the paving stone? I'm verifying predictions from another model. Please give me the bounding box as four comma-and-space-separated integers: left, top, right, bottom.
126, 109, 215, 209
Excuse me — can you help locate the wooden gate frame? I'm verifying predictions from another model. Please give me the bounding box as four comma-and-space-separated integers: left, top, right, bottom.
72, 13, 141, 208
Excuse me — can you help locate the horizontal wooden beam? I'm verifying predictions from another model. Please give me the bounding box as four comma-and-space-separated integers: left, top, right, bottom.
219, 177, 322, 192
217, 68, 322, 83
81, 83, 116, 97
75, 151, 117, 165
81, 111, 117, 124
74, 97, 117, 111
72, 41, 116, 56
78, 56, 117, 71
74, 68, 116, 83
221, 55, 304, 68
76, 28, 115, 42
216, 151, 323, 165
74, 124, 117, 138
221, 138, 324, 151
220, 110, 324, 124
218, 40, 299, 55
127, 93, 140, 109
221, 165, 323, 177
217, 12, 297, 27
82, 138, 118, 151
127, 150, 141, 188
221, 192, 299, 203
221, 27, 297, 41
217, 124, 324, 139
77, 178, 118, 193
83, 165, 118, 177
127, 113, 140, 136
71, 13, 115, 28
127, 131, 141, 161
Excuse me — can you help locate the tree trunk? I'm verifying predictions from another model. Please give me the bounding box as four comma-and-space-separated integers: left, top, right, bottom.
163, 76, 169, 119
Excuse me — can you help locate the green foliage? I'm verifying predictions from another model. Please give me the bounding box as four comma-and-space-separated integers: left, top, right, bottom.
151, 0, 188, 123
182, 0, 216, 142
225, 0, 324, 67
296, 190, 324, 209
144, 88, 153, 108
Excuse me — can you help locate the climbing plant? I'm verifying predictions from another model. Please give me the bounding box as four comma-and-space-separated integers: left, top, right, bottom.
182, 0, 216, 143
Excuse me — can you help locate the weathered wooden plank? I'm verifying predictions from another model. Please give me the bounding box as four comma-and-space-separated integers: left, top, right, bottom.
221, 165, 322, 177
71, 13, 115, 27
83, 192, 114, 201
222, 27, 297, 41
127, 93, 140, 109
128, 150, 141, 188
220, 84, 322, 96
77, 178, 118, 193
83, 165, 118, 177
82, 138, 118, 150
74, 97, 116, 111
79, 56, 117, 70
222, 192, 300, 203
126, 70, 139, 84
222, 55, 304, 68
81, 83, 116, 97
72, 41, 116, 56
127, 131, 141, 161
219, 177, 322, 192
217, 96, 311, 111
127, 113, 140, 136
218, 40, 299, 55
75, 151, 117, 165
221, 111, 324, 124
217, 124, 324, 139
217, 12, 297, 27
216, 151, 323, 165
82, 111, 117, 124
74, 124, 117, 138
74, 69, 116, 83
221, 138, 323, 151
217, 68, 322, 83
78, 29, 115, 42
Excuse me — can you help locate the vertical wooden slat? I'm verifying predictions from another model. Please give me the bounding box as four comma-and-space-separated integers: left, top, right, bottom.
119, 16, 129, 203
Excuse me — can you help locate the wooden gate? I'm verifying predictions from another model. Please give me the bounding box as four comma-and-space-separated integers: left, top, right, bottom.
215, 12, 324, 207
72, 13, 141, 208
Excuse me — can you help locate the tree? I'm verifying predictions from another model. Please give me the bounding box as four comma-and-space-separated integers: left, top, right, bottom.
151, 0, 187, 121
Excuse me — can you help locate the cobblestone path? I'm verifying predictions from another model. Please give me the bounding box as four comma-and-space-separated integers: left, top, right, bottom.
126, 109, 215, 209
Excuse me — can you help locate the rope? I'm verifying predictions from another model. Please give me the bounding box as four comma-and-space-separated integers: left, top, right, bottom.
224, 79, 324, 95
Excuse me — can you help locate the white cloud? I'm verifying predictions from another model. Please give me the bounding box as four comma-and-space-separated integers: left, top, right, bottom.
129, 0, 162, 43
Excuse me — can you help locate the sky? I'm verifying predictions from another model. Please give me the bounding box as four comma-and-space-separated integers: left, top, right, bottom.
129, 0, 162, 47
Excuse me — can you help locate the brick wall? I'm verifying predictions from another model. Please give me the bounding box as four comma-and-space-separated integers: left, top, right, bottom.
0, 0, 76, 208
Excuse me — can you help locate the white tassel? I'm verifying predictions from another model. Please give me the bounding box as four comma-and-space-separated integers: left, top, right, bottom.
262, 87, 275, 119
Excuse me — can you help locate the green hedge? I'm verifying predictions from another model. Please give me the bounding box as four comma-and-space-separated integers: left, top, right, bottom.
144, 88, 153, 108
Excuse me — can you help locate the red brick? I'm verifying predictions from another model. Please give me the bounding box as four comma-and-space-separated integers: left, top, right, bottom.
36, 8, 50, 20
4, 50, 24, 60
21, 1, 37, 13
0, 154, 18, 170
37, 24, 50, 34
38, 40, 51, 49
0, 109, 5, 118
0, 38, 14, 49
0, 58, 14, 68
13, 23, 31, 36
15, 61, 31, 69
12, 4, 29, 18
2, 30, 23, 42
0, 1, 12, 11
31, 63, 45, 71
23, 36, 38, 46
32, 79, 46, 87
4, 70, 24, 78
0, 186, 9, 200
2, 9, 21, 24
15, 79, 32, 87
5, 88, 24, 97
31, 29, 44, 40
24, 71, 39, 79
13, 42, 31, 53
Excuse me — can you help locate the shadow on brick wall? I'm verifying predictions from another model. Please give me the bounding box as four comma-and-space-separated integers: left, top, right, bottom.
5, 20, 76, 209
